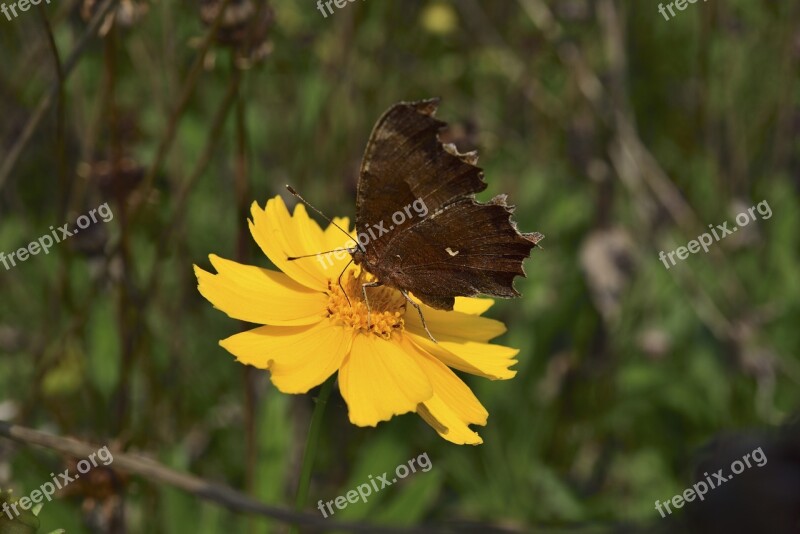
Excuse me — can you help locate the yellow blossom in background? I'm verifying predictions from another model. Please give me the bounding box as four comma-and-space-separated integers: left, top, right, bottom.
194, 196, 520, 445
420, 1, 458, 36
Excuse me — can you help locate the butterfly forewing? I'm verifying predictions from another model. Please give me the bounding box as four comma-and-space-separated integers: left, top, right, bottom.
355, 98, 487, 262
353, 98, 542, 311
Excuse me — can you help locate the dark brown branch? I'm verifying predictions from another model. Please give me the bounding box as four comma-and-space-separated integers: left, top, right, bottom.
0, 0, 120, 191
0, 421, 471, 533
129, 0, 234, 219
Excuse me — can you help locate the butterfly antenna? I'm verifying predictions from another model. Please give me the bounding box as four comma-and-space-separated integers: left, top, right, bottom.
285, 185, 354, 242
287, 248, 351, 261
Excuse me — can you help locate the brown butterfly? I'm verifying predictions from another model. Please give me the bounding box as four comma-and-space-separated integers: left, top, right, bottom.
289, 98, 543, 340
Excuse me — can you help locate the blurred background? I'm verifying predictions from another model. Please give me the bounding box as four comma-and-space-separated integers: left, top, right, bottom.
1, 0, 799, 532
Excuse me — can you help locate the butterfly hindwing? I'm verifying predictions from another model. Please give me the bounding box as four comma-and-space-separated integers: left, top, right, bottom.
377, 196, 542, 310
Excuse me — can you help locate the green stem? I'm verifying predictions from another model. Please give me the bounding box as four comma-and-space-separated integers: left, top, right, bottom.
291, 374, 335, 533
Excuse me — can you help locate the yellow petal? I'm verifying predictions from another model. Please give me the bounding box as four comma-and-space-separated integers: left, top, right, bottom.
323, 216, 351, 248
408, 341, 488, 427
408, 333, 518, 380
453, 297, 495, 315
418, 403, 483, 445
194, 256, 327, 326
320, 216, 358, 272
405, 300, 507, 343
219, 320, 351, 393
249, 196, 332, 291
311, 216, 358, 277
339, 334, 433, 427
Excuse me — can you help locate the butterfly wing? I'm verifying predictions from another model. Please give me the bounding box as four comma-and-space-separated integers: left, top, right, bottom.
379, 195, 543, 310
355, 98, 487, 262
355, 98, 542, 310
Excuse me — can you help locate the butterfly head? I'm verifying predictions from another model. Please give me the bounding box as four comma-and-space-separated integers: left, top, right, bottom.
350, 245, 367, 266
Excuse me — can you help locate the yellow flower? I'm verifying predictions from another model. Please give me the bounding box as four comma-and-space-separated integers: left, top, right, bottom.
194, 196, 520, 445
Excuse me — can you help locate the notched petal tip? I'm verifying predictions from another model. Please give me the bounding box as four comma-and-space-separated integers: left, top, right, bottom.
417, 403, 484, 445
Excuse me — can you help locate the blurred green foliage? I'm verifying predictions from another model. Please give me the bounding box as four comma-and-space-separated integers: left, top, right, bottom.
0, 0, 798, 532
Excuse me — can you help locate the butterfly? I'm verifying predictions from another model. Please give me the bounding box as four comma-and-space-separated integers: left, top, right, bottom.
289, 98, 543, 340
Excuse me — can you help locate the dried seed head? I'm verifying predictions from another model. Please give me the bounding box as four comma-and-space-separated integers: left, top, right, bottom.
199, 0, 274, 67
81, 0, 149, 35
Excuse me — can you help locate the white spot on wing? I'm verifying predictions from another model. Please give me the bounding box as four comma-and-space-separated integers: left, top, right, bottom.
445, 247, 459, 256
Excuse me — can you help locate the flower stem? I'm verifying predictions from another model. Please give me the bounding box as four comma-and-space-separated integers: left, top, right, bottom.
290, 374, 335, 533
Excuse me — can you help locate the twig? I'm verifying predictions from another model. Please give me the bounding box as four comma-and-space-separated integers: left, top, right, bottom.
143, 67, 244, 297
0, 421, 474, 533
0, 0, 120, 191
129, 0, 234, 219
457, 0, 562, 120
35, 4, 68, 219
231, 51, 258, 512
515, 0, 749, 330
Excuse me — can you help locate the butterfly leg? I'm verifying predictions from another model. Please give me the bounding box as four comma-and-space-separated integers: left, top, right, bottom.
400, 290, 437, 344
337, 259, 354, 307
361, 281, 382, 331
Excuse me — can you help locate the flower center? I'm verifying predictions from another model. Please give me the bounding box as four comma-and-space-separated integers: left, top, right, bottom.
325, 268, 406, 339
